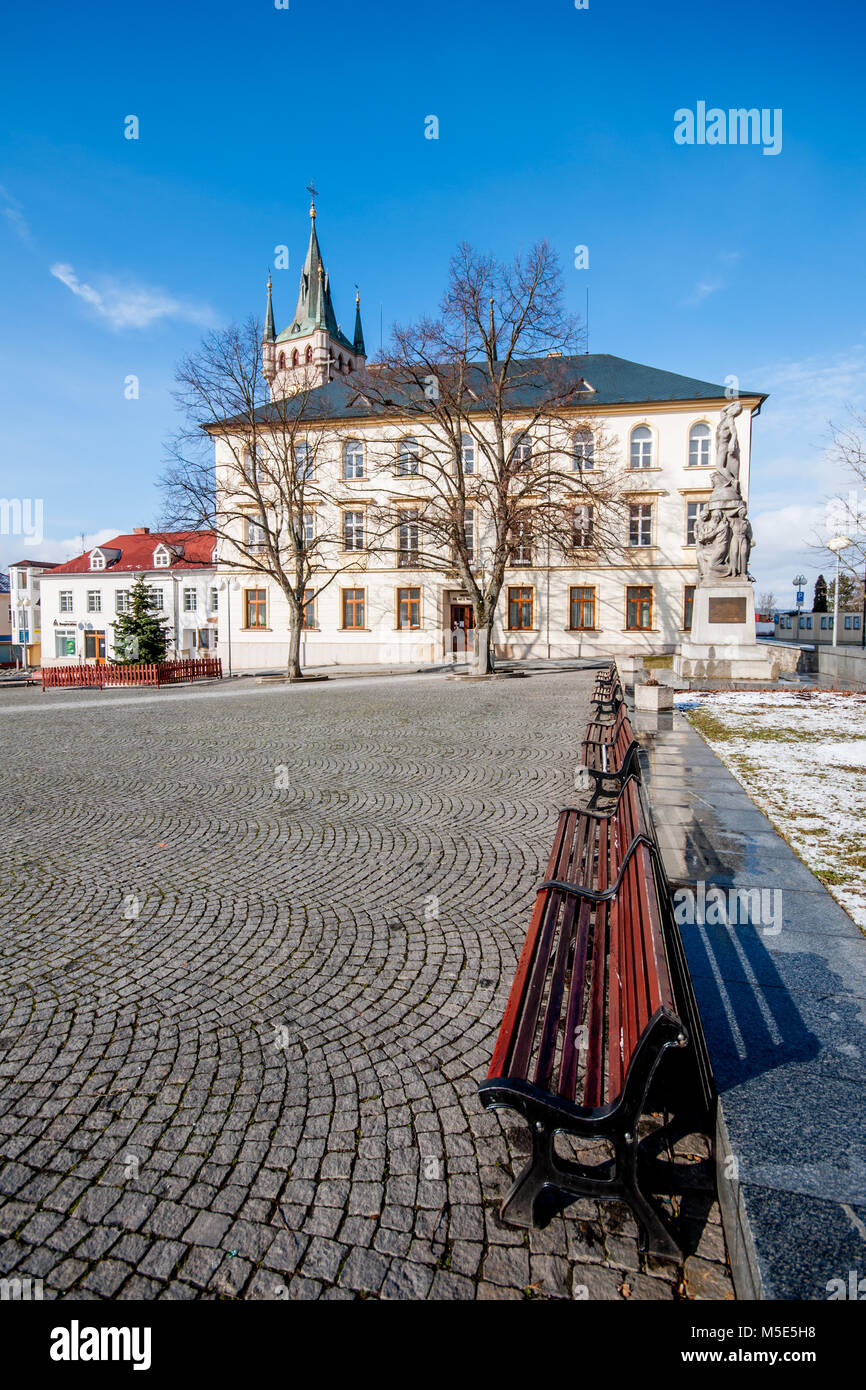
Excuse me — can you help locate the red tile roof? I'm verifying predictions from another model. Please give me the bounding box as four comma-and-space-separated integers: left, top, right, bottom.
43, 532, 216, 576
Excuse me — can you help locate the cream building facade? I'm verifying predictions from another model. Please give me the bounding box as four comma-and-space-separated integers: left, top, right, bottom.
215, 211, 767, 672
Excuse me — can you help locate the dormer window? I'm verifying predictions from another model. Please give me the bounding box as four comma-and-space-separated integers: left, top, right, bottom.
153, 546, 170, 568
90, 551, 105, 571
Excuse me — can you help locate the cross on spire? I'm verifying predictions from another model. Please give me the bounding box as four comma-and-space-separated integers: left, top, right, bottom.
306, 180, 319, 218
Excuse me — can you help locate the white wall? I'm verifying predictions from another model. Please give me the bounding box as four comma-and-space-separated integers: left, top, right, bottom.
40, 570, 218, 664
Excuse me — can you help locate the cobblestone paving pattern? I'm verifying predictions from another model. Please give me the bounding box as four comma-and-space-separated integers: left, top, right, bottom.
0, 672, 733, 1299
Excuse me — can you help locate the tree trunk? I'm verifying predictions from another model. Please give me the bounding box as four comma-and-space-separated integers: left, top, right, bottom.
473, 620, 495, 675
287, 609, 303, 680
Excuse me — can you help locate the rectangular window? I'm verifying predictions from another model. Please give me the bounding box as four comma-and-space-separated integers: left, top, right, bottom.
683, 584, 695, 631
54, 630, 75, 658
59, 591, 73, 613
294, 442, 313, 479
342, 588, 365, 629
626, 585, 653, 630
685, 501, 704, 546
397, 587, 421, 629
210, 587, 219, 611
628, 503, 653, 547
507, 585, 533, 630
343, 510, 365, 551
844, 616, 852, 630
397, 510, 420, 567
804, 615, 812, 629
115, 590, 130, 614
196, 628, 211, 650
183, 588, 197, 612
821, 616, 828, 630
462, 507, 475, 562
16, 571, 27, 590
87, 590, 102, 613
302, 588, 317, 629
302, 511, 315, 546
244, 588, 267, 628
245, 517, 266, 552
572, 505, 594, 549
509, 515, 533, 566
855, 616, 862, 630
146, 588, 164, 611
569, 586, 595, 631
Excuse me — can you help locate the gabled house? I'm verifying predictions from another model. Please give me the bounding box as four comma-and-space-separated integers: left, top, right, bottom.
39, 528, 217, 664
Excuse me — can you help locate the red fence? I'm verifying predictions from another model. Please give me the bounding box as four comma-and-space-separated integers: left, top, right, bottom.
41, 658, 223, 691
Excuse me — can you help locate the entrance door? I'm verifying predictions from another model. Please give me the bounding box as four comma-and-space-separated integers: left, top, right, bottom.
450, 604, 475, 655
84, 630, 106, 662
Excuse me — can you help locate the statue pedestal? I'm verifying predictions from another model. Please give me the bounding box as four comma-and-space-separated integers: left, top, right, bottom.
674, 581, 778, 682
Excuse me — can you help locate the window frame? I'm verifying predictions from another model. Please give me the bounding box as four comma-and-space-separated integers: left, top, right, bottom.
59, 590, 74, 614
628, 502, 654, 548
341, 587, 366, 630
688, 421, 712, 468
396, 436, 421, 477
568, 585, 596, 631
629, 425, 654, 471
342, 438, 365, 480
507, 585, 534, 631
86, 590, 102, 614
683, 584, 695, 631
396, 586, 422, 630
244, 588, 268, 629
342, 508, 366, 552
571, 428, 595, 471
626, 585, 653, 631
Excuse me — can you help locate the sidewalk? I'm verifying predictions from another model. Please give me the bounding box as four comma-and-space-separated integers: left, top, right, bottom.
636, 708, 866, 1299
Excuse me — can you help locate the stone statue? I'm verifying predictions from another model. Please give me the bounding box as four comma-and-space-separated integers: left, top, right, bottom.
694, 402, 754, 584
695, 506, 732, 581
715, 400, 743, 478
729, 507, 753, 578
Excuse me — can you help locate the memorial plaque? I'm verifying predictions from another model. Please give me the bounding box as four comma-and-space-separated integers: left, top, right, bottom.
708, 597, 747, 624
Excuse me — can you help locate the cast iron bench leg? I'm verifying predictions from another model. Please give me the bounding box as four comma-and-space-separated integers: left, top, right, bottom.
500, 1120, 553, 1228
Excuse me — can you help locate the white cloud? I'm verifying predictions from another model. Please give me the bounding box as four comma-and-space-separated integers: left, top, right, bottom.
0, 528, 121, 574
0, 185, 33, 247
683, 278, 723, 306
49, 262, 215, 331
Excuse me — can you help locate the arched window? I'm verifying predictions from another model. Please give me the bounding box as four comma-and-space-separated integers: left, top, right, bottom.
305, 346, 313, 364
459, 433, 475, 474
338, 355, 344, 372
291, 349, 299, 368
278, 351, 286, 370
343, 439, 364, 480
572, 428, 595, 470
397, 437, 421, 476
630, 425, 653, 470
688, 422, 711, 467
512, 432, 532, 469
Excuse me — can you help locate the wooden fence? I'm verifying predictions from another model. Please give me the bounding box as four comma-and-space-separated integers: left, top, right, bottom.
41, 658, 223, 691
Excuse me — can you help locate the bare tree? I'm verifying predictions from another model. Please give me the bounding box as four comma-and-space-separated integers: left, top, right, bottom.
818, 409, 866, 627
162, 317, 376, 679
358, 240, 625, 673
757, 591, 776, 613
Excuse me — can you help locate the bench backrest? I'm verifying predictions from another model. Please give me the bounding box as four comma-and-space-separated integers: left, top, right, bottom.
487, 777, 677, 1111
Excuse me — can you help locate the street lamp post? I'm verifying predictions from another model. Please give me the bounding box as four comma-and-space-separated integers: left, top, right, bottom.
827, 537, 852, 649
792, 574, 806, 645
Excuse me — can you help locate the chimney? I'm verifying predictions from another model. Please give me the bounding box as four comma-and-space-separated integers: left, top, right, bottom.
133, 527, 150, 535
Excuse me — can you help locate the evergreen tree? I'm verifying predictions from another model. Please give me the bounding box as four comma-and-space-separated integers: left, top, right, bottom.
813, 575, 828, 612
111, 576, 171, 663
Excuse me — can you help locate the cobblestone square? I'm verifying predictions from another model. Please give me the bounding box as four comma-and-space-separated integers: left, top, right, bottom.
0, 671, 731, 1299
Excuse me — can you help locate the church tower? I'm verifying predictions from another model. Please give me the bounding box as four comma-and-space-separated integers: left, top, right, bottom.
262, 194, 366, 400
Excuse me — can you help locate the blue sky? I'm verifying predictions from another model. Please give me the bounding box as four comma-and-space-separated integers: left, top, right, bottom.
1, 0, 864, 603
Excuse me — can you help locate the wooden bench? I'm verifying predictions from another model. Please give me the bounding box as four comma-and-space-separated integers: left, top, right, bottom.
591, 663, 623, 716
478, 775, 697, 1260
579, 703, 641, 812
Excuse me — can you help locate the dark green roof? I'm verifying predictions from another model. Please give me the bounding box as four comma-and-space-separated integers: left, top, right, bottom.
221, 353, 765, 428
275, 213, 356, 354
